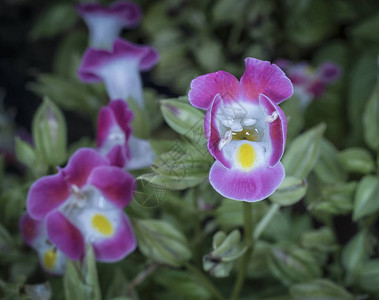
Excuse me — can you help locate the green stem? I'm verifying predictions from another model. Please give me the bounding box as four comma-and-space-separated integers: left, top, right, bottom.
253, 203, 280, 241
185, 263, 225, 300
230, 202, 253, 300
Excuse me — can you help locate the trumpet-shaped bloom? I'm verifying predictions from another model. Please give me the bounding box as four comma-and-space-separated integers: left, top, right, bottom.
76, 1, 141, 49
97, 99, 156, 170
275, 59, 341, 108
27, 148, 136, 262
78, 38, 159, 107
188, 58, 293, 202
20, 214, 66, 275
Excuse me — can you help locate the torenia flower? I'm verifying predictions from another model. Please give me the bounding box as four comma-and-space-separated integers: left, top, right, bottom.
78, 38, 159, 107
188, 58, 293, 202
275, 59, 341, 109
27, 148, 136, 262
76, 1, 141, 49
97, 99, 155, 170
20, 214, 66, 275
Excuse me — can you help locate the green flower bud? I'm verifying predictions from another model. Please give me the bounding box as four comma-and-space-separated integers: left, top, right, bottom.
32, 97, 67, 167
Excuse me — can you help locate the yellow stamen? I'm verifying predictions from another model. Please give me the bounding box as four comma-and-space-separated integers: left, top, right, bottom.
92, 214, 114, 236
237, 143, 256, 169
43, 249, 57, 270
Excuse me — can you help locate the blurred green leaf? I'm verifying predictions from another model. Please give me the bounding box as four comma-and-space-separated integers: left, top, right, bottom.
14, 137, 37, 169
63, 261, 90, 300
338, 147, 375, 174
127, 97, 150, 139
137, 172, 205, 191
282, 123, 326, 178
353, 175, 379, 221
270, 176, 307, 206
300, 227, 337, 253
29, 4, 78, 40
290, 279, 354, 300
350, 12, 379, 43
358, 259, 379, 294
363, 77, 379, 151
133, 219, 192, 267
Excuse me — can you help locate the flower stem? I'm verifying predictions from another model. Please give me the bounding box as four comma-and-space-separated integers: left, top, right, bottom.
253, 203, 280, 241
185, 263, 225, 300
230, 201, 253, 300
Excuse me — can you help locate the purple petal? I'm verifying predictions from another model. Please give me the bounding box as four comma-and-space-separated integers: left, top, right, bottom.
62, 148, 109, 188
87, 166, 135, 208
259, 94, 287, 167
188, 71, 239, 110
19, 214, 43, 246
209, 160, 285, 202
109, 99, 133, 140
204, 94, 232, 168
307, 79, 325, 98
92, 211, 136, 262
27, 171, 69, 220
96, 106, 118, 148
240, 58, 293, 104
106, 144, 129, 168
318, 61, 341, 83
46, 211, 84, 260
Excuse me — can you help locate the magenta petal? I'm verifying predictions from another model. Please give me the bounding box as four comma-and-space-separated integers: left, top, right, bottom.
27, 171, 69, 220
97, 106, 117, 148
204, 94, 232, 168
259, 94, 287, 167
46, 211, 84, 260
62, 148, 109, 188
188, 71, 239, 110
92, 211, 136, 262
209, 161, 285, 202
19, 214, 43, 246
87, 166, 135, 208
106, 144, 129, 167
318, 61, 341, 83
109, 99, 133, 140
240, 58, 293, 104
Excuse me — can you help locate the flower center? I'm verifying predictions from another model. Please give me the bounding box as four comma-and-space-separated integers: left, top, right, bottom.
43, 248, 57, 270
237, 143, 256, 169
91, 214, 114, 236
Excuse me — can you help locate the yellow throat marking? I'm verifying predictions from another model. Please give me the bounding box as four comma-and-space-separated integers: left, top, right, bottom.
43, 249, 57, 270
92, 214, 114, 236
237, 143, 256, 169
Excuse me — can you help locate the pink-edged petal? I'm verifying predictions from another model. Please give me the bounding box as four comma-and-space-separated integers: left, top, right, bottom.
112, 38, 159, 71
209, 160, 285, 202
240, 58, 293, 104
204, 94, 232, 168
62, 148, 109, 188
106, 144, 129, 167
46, 210, 84, 260
87, 166, 135, 208
259, 94, 287, 167
78, 48, 113, 83
97, 106, 118, 147
92, 211, 136, 262
188, 71, 239, 110
109, 99, 133, 140
27, 171, 69, 220
19, 214, 43, 246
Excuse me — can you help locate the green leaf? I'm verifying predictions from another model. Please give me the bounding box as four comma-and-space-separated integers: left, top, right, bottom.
32, 97, 67, 167
82, 244, 101, 300
353, 176, 379, 221
314, 138, 347, 183
137, 172, 205, 191
63, 261, 90, 300
14, 137, 37, 169
192, 38, 224, 72
290, 279, 354, 300
338, 147, 375, 174
358, 259, 379, 294
350, 12, 379, 43
29, 4, 78, 40
270, 176, 307, 206
127, 97, 150, 139
133, 219, 192, 267
363, 78, 379, 151
282, 123, 326, 178
300, 227, 337, 253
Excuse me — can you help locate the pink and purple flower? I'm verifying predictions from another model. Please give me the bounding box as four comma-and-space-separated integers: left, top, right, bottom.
96, 99, 156, 170
188, 58, 293, 202
26, 148, 136, 262
76, 1, 141, 49
78, 38, 159, 107
20, 214, 66, 275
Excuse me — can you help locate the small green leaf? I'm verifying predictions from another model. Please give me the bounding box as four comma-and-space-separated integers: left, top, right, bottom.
127, 97, 150, 139
290, 279, 354, 300
29, 4, 78, 40
282, 123, 326, 178
14, 137, 37, 169
338, 147, 375, 174
82, 244, 101, 300
63, 261, 90, 300
363, 79, 379, 151
137, 172, 205, 191
133, 219, 192, 267
300, 227, 337, 253
270, 176, 307, 206
358, 259, 379, 294
353, 176, 379, 221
